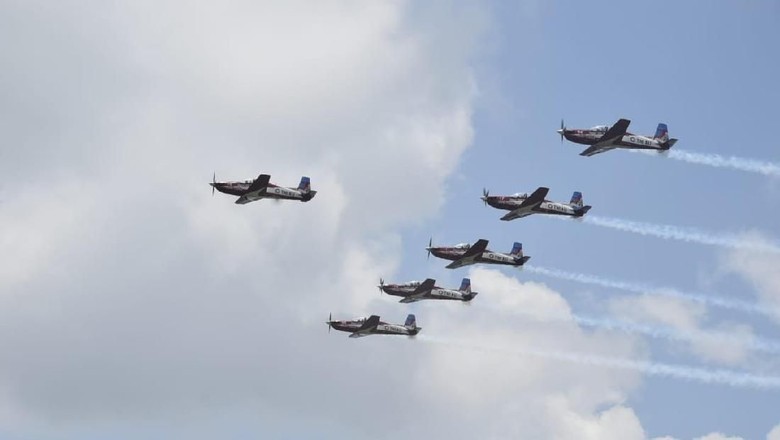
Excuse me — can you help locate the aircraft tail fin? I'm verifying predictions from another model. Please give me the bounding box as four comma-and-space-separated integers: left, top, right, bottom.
458, 278, 471, 294
404, 314, 417, 329
510, 242, 523, 258
297, 176, 311, 192
569, 191, 584, 208
653, 123, 669, 143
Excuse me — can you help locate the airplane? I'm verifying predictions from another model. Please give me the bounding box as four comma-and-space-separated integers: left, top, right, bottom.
326, 313, 421, 338
378, 277, 479, 303
210, 173, 317, 204
557, 118, 678, 157
481, 187, 592, 221
426, 238, 530, 269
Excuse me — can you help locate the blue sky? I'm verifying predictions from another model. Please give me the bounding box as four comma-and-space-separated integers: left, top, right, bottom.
400, 1, 780, 438
2, 1, 780, 438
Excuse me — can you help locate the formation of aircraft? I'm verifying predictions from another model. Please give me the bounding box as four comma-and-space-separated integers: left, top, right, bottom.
482, 187, 591, 221
326, 313, 421, 338
426, 238, 530, 269
558, 118, 678, 157
219, 117, 676, 340
378, 277, 478, 303
210, 173, 316, 204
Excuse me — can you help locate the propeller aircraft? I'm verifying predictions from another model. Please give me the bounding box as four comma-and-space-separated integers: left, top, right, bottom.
378, 278, 478, 303
558, 118, 678, 157
426, 238, 530, 269
481, 187, 591, 221
210, 173, 316, 204
326, 313, 421, 338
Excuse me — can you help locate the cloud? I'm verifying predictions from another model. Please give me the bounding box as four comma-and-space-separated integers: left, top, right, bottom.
721, 232, 780, 322
768, 423, 780, 440
694, 434, 744, 440
0, 0, 483, 435
0, 1, 685, 438
608, 296, 754, 365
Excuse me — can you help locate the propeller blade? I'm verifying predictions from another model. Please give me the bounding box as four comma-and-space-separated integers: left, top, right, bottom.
427, 237, 433, 260
328, 313, 332, 333
212, 172, 216, 196
482, 188, 489, 205
378, 278, 385, 294
559, 119, 565, 143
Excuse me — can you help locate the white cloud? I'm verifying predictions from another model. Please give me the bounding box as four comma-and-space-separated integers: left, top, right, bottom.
0, 1, 661, 439
608, 295, 753, 365
721, 232, 780, 322
768, 423, 780, 440
694, 433, 744, 440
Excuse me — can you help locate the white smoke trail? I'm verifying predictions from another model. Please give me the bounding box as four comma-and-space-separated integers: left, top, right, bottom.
517, 310, 780, 355
417, 335, 780, 390
524, 265, 770, 317
633, 148, 780, 177
582, 215, 780, 254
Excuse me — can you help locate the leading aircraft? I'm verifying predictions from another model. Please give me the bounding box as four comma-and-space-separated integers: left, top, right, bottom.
326, 313, 421, 338
378, 278, 478, 303
426, 238, 530, 269
210, 173, 317, 204
558, 118, 678, 157
481, 187, 591, 221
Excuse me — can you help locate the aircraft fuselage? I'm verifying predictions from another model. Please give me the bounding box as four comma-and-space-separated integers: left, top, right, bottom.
485, 196, 582, 217
328, 319, 420, 337
379, 282, 476, 302
211, 181, 316, 202
562, 129, 668, 151
428, 247, 527, 267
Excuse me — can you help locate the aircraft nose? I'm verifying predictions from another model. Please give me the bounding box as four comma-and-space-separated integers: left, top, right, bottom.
556, 129, 564, 135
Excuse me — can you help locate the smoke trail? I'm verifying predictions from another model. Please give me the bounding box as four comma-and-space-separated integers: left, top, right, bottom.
417, 335, 780, 390
524, 265, 770, 317
633, 148, 780, 177
582, 215, 780, 254
509, 309, 780, 355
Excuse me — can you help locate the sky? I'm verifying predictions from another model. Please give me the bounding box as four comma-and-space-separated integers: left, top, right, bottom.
1, 1, 779, 439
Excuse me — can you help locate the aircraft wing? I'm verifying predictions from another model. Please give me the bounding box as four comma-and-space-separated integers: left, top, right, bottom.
519, 187, 549, 208
399, 278, 435, 303
247, 174, 271, 193
597, 119, 630, 144
500, 209, 534, 221
446, 239, 488, 269
349, 315, 380, 338
235, 174, 272, 204
579, 144, 617, 157
501, 187, 549, 220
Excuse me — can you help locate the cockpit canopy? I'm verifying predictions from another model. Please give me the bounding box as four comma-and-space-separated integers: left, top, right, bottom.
511, 192, 528, 198
454, 243, 471, 249
590, 125, 609, 131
